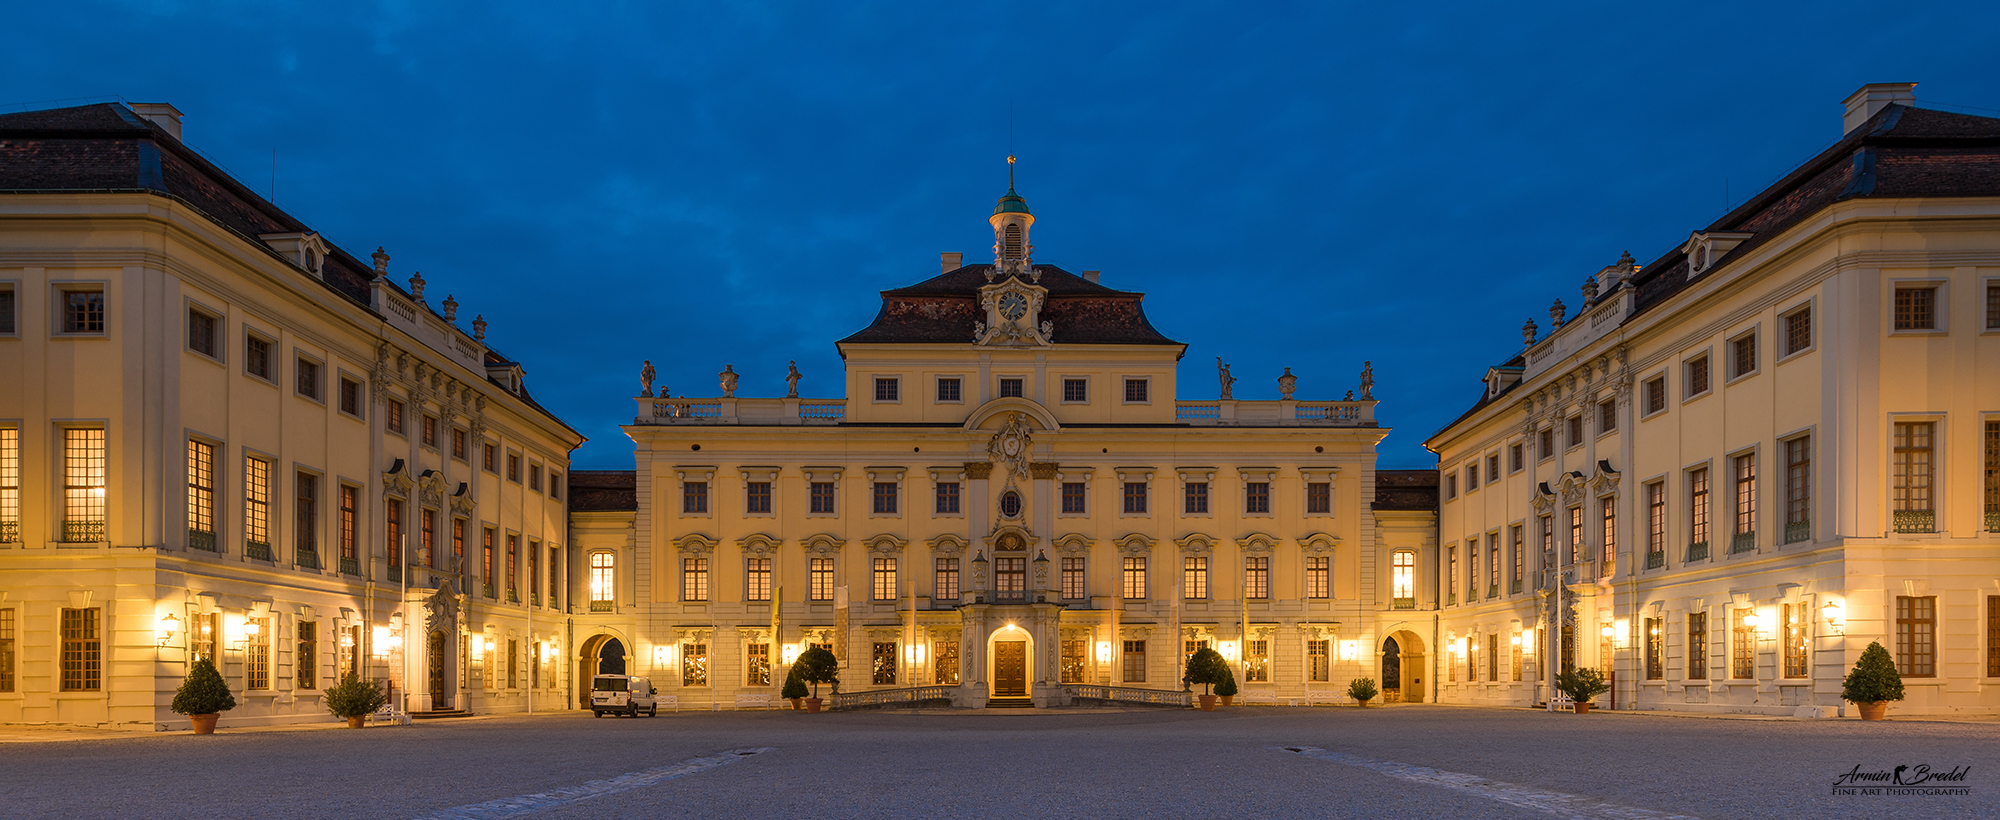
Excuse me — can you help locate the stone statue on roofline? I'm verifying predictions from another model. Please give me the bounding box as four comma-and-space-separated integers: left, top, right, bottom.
719, 365, 738, 398
1359, 361, 1374, 400
640, 360, 656, 398
786, 361, 802, 398
1277, 367, 1296, 401
1217, 358, 1235, 400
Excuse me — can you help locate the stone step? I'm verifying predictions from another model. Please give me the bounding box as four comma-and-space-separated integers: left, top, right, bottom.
409, 709, 476, 720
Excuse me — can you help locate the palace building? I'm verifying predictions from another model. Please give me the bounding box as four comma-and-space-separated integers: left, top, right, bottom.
1425, 84, 2000, 716
0, 103, 584, 729
570, 179, 1435, 708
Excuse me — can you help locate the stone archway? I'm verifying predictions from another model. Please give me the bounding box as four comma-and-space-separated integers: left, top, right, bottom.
986, 624, 1034, 699
1382, 630, 1427, 704
577, 634, 628, 708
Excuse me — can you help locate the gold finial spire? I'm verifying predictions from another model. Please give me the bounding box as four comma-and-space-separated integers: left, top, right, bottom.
1007, 154, 1016, 189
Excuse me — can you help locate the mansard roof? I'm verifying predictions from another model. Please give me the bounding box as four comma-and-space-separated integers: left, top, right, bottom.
568, 470, 638, 512
839, 263, 1181, 346
1372, 470, 1440, 512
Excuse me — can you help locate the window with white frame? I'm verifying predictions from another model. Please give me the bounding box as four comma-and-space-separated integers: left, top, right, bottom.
185, 440, 217, 549
62, 428, 106, 542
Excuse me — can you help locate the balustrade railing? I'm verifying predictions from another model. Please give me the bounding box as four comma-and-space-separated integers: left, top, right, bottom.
798, 401, 845, 420
1063, 684, 1191, 708
296, 548, 321, 571
1294, 403, 1361, 422
62, 520, 105, 543
1176, 403, 1220, 421
0, 520, 17, 543
1729, 532, 1757, 554
246, 539, 273, 561
1685, 541, 1709, 562
1784, 521, 1811, 544
830, 685, 955, 711
387, 564, 402, 583
1645, 550, 1665, 570
1893, 509, 1936, 534
1987, 511, 2000, 533
340, 556, 361, 576
1391, 597, 1415, 610
189, 529, 218, 553
590, 600, 614, 613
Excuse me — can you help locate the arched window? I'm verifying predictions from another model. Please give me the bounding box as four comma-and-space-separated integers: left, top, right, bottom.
1391, 551, 1415, 606
589, 552, 616, 612
1003, 224, 1022, 260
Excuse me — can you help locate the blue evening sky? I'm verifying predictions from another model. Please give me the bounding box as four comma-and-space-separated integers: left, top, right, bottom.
8, 2, 1998, 469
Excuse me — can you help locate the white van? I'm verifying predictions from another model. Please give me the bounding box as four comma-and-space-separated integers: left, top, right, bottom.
590, 674, 658, 718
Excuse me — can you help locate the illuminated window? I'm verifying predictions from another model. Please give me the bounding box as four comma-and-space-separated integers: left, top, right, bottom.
810, 557, 834, 601
244, 457, 270, 552
683, 643, 708, 687
1244, 556, 1268, 599
1122, 640, 1146, 683
185, 440, 216, 547
590, 552, 615, 609
59, 608, 100, 691
1391, 551, 1415, 602
746, 643, 771, 686
62, 428, 106, 542
683, 557, 709, 602
873, 557, 897, 601
246, 617, 271, 690
1122, 557, 1147, 599
1061, 557, 1085, 599
1306, 555, 1328, 598
747, 557, 771, 601
1687, 612, 1708, 680
1182, 556, 1208, 599
934, 557, 959, 600
1896, 596, 1935, 677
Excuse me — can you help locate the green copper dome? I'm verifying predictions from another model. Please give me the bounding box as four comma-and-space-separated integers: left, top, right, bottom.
993, 188, 1031, 216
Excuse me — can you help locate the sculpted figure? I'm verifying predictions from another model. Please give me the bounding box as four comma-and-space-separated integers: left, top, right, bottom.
640, 360, 656, 398
785, 361, 802, 398
1217, 358, 1235, 400
1277, 367, 1296, 400
719, 365, 738, 398
1359, 360, 1375, 400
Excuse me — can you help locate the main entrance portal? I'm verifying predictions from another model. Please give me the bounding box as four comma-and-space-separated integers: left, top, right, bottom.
993, 641, 1027, 697
428, 631, 451, 710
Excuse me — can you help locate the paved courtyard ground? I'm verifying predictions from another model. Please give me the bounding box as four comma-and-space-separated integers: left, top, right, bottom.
0, 705, 1991, 820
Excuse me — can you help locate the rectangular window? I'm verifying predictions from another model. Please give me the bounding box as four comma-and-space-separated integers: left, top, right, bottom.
1644, 377, 1666, 415
999, 378, 1023, 398
1784, 307, 1812, 355
548, 545, 561, 608
1732, 454, 1757, 546
422, 415, 437, 447
1244, 481, 1270, 514
868, 641, 897, 685
1689, 467, 1711, 555
1124, 379, 1148, 403
745, 643, 771, 686
1509, 443, 1524, 472
483, 443, 497, 472
63, 428, 106, 542
1645, 481, 1665, 565
1567, 415, 1584, 448
810, 482, 835, 514
1122, 640, 1146, 683
386, 500, 405, 568
450, 517, 467, 571
683, 481, 709, 514
505, 534, 518, 599
683, 643, 708, 687
528, 540, 540, 603
872, 482, 897, 514
1731, 332, 1757, 379
1392, 550, 1415, 602
746, 557, 772, 601
1687, 612, 1707, 680
245, 616, 271, 690
934, 640, 960, 685
1989, 596, 2000, 678
1896, 596, 1936, 677
1245, 556, 1268, 599
296, 357, 321, 400
246, 454, 274, 552
1510, 524, 1524, 589
1123, 482, 1148, 514
1307, 639, 1329, 682
1307, 555, 1329, 598
1059, 378, 1088, 403
932, 481, 960, 514
1447, 546, 1457, 604
294, 621, 317, 690
0, 608, 13, 692
1061, 640, 1087, 684
683, 557, 709, 602
1894, 286, 1938, 330
451, 428, 467, 460
1731, 609, 1755, 679
1060, 557, 1085, 599
0, 287, 12, 335
188, 309, 216, 357
60, 608, 100, 691
1183, 556, 1208, 599
936, 378, 961, 403
1486, 454, 1500, 484
1306, 481, 1330, 514
1893, 422, 1935, 532
995, 556, 1025, 598
935, 557, 960, 601
744, 481, 772, 514
1487, 634, 1499, 682
810, 557, 834, 601
1567, 507, 1583, 565
1990, 283, 2000, 330
482, 529, 497, 597
296, 472, 318, 567
1487, 533, 1500, 595
1598, 497, 1615, 572
338, 378, 362, 417
1122, 557, 1147, 599
1685, 356, 1709, 397
1246, 639, 1270, 683
339, 485, 359, 565
245, 336, 271, 379
874, 377, 898, 402
1444, 475, 1457, 500
528, 464, 542, 493
420, 507, 437, 568
386, 399, 405, 434
186, 440, 216, 546
1632, 618, 1659, 680
1598, 399, 1616, 434
1784, 437, 1811, 542
589, 551, 613, 607
1182, 482, 1207, 514
1061, 482, 1086, 514
1781, 602, 1809, 678
189, 612, 218, 663
872, 557, 897, 601
507, 454, 521, 483
62, 289, 104, 334
1988, 421, 2000, 533
1538, 428, 1554, 460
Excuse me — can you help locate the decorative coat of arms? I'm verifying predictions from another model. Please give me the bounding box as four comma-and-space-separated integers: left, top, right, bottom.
987, 413, 1033, 482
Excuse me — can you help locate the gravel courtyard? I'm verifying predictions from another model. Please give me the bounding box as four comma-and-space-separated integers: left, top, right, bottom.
1, 706, 1991, 820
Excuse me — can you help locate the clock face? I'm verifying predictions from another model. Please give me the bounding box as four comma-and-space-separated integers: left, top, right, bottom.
998, 293, 1028, 320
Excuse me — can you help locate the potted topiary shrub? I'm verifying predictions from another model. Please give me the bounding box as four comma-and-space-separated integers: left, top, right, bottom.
1214, 664, 1238, 707
1348, 676, 1378, 707
1184, 647, 1228, 711
781, 662, 809, 711
324, 673, 390, 728
796, 647, 839, 713
170, 657, 237, 734
1842, 641, 1905, 721
1554, 667, 1610, 713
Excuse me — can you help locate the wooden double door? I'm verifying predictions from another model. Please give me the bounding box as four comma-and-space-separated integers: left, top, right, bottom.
993, 641, 1028, 697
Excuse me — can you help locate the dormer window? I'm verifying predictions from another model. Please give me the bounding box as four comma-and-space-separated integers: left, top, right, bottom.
1683, 231, 1754, 278
258, 232, 331, 279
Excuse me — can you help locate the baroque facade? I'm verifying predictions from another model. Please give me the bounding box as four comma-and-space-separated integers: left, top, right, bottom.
0, 103, 584, 729
571, 184, 1436, 708
1425, 84, 2000, 715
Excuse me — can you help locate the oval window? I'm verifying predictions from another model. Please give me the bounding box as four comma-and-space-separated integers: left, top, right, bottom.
999, 491, 1023, 518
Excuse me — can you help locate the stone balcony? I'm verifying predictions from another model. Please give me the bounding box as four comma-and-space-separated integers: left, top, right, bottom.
632, 397, 1376, 426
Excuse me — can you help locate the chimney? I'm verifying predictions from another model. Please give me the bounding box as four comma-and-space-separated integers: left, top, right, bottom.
128, 103, 184, 141
1843, 83, 1916, 135
941, 252, 963, 273
1082, 270, 1100, 284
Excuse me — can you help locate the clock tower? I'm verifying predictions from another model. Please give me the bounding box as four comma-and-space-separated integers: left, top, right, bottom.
988, 156, 1035, 282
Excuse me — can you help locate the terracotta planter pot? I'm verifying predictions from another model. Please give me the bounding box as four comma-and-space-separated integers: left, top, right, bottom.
1197, 695, 1217, 712
1219, 696, 1234, 707
1857, 701, 1889, 721
346, 716, 366, 729
1574, 702, 1592, 714
190, 713, 219, 734
1355, 699, 1370, 708
805, 697, 823, 713
789, 698, 803, 711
